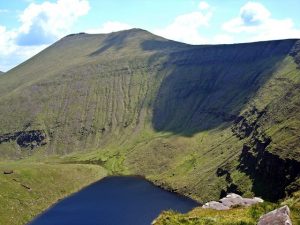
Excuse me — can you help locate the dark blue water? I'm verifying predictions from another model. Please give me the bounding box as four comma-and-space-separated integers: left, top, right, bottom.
28, 176, 199, 225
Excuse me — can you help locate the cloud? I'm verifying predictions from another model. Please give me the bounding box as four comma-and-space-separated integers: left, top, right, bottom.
0, 0, 90, 71
17, 0, 90, 45
86, 21, 133, 34
154, 10, 212, 44
213, 34, 234, 44
240, 2, 271, 26
0, 24, 48, 71
0, 26, 16, 55
0, 26, 21, 70
198, 1, 210, 10
86, 3, 214, 45
223, 1, 300, 42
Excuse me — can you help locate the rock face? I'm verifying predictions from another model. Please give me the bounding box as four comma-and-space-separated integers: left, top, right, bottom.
258, 205, 292, 225
231, 107, 300, 201
0, 130, 47, 149
202, 193, 263, 210
202, 201, 230, 210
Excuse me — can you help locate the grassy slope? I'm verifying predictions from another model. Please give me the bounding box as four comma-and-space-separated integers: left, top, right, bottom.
0, 162, 107, 225
154, 191, 300, 225
0, 29, 300, 223
63, 54, 300, 202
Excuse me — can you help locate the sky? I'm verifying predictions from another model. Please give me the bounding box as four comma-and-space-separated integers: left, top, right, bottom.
0, 0, 300, 71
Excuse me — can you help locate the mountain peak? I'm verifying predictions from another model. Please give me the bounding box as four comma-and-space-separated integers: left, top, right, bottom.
107, 28, 150, 35
62, 28, 153, 40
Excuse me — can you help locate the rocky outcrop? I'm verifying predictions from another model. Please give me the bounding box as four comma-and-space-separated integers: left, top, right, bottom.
231, 106, 265, 139
202, 201, 230, 210
216, 167, 243, 198
258, 205, 292, 225
239, 135, 300, 200
0, 130, 47, 149
202, 193, 263, 210
290, 40, 300, 67
231, 107, 300, 200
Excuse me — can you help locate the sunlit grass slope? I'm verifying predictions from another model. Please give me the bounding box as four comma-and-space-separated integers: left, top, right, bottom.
0, 29, 299, 204
0, 162, 107, 225
154, 191, 300, 225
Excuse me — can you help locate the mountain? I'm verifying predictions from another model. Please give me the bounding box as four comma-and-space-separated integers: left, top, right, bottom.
0, 71, 3, 74
0, 29, 299, 203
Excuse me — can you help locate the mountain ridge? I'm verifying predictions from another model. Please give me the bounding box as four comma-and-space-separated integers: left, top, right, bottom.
0, 29, 299, 203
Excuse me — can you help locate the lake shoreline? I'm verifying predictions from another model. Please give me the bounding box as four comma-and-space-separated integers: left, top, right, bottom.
27, 174, 200, 225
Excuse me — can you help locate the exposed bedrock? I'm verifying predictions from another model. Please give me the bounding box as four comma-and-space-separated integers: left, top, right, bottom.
202, 193, 263, 210
229, 107, 300, 201
258, 205, 292, 225
0, 130, 47, 149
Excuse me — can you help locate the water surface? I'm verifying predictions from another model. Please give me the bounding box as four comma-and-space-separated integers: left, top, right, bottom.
28, 176, 199, 225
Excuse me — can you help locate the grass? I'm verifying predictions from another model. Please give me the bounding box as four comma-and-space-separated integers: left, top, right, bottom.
154, 197, 300, 225
153, 207, 266, 225
0, 162, 107, 225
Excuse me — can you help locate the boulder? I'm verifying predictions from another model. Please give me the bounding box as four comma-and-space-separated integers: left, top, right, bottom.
221, 194, 263, 208
202, 193, 263, 210
257, 205, 292, 225
202, 201, 230, 210
3, 170, 13, 174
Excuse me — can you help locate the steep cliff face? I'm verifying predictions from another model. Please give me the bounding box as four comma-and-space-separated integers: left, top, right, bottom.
0, 29, 299, 201
153, 41, 296, 134
231, 107, 300, 200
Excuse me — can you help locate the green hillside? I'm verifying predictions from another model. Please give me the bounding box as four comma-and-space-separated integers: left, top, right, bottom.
0, 28, 299, 207
0, 162, 107, 225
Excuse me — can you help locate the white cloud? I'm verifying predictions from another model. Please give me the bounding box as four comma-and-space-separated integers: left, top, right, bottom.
223, 1, 300, 42
0, 0, 90, 71
198, 1, 210, 10
17, 0, 90, 45
0, 26, 17, 55
154, 10, 212, 44
0, 24, 48, 71
240, 2, 271, 26
213, 34, 234, 44
86, 21, 133, 34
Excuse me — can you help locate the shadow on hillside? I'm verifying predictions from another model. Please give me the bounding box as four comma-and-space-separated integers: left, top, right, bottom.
89, 30, 189, 57
143, 39, 297, 136
141, 39, 189, 52
89, 30, 136, 56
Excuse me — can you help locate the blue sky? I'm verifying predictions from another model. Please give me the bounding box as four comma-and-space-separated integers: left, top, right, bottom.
0, 0, 300, 71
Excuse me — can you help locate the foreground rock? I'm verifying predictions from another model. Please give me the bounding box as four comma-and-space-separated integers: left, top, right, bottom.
202, 193, 263, 210
258, 205, 292, 225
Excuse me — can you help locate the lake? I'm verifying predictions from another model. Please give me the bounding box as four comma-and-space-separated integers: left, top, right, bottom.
28, 176, 199, 225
